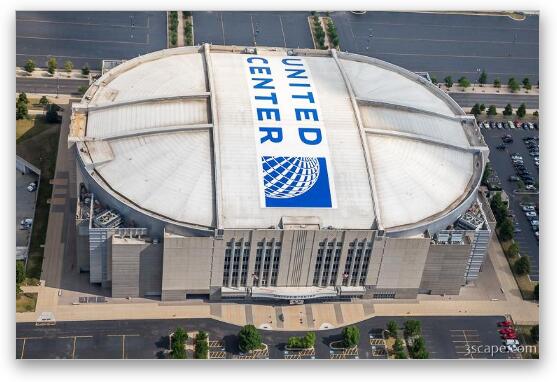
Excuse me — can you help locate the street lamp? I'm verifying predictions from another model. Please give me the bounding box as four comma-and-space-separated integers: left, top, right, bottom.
473, 68, 480, 91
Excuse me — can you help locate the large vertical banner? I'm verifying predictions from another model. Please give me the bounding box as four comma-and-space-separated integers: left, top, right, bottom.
245, 55, 336, 208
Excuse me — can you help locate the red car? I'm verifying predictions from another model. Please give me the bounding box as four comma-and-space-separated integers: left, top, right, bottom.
502, 333, 518, 340
498, 321, 512, 327
499, 328, 515, 334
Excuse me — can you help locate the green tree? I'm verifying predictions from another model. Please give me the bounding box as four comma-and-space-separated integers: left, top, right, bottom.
238, 324, 262, 353
470, 103, 481, 116
395, 350, 407, 359
45, 104, 60, 123
480, 103, 486, 112
507, 242, 520, 258
514, 256, 531, 275
530, 325, 539, 343
18, 92, 28, 104
503, 104, 513, 116
481, 163, 492, 186
387, 320, 399, 338
404, 320, 421, 337
47, 57, 57, 75
490, 192, 507, 224
430, 76, 437, 84
516, 103, 526, 118
393, 338, 404, 352
499, 218, 514, 242
170, 327, 188, 359
81, 65, 90, 76
342, 326, 360, 348
478, 70, 487, 85
64, 60, 74, 74
533, 283, 539, 300
16, 261, 26, 295
39, 96, 49, 106
458, 76, 470, 89
24, 59, 36, 73
487, 105, 497, 116
533, 111, 539, 117
194, 330, 209, 359
508, 77, 520, 92
444, 76, 453, 88
413, 348, 429, 359
522, 77, 532, 90
493, 78, 501, 88
16, 99, 28, 120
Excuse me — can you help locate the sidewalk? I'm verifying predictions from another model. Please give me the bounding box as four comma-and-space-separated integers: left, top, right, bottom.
16, 67, 98, 80
443, 83, 539, 96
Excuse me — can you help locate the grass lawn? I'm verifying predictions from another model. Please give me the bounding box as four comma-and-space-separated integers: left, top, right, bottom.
16, 293, 38, 313
16, 114, 50, 141
501, 240, 536, 300
16, 115, 61, 279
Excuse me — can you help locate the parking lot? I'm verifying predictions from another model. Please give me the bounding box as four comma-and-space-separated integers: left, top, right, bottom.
192, 11, 314, 49
16, 11, 167, 70
17, 316, 513, 359
480, 122, 539, 280
332, 11, 538, 83
16, 170, 38, 252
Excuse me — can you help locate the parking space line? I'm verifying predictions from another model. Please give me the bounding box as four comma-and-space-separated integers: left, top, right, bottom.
278, 16, 287, 48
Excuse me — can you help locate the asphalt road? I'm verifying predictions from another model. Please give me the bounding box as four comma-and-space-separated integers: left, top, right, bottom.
449, 92, 539, 108
16, 77, 89, 96
16, 11, 167, 70
480, 124, 539, 280
332, 11, 538, 84
17, 315, 514, 360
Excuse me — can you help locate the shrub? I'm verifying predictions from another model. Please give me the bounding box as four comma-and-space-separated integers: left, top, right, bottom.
487, 105, 497, 116
326, 18, 339, 48
470, 103, 481, 116
39, 96, 49, 106
444, 76, 453, 88
458, 76, 470, 89
81, 65, 90, 76
514, 256, 531, 275
498, 218, 514, 242
493, 78, 501, 88
503, 104, 513, 116
16, 99, 28, 120
287, 332, 316, 349
64, 60, 74, 74
506, 242, 520, 258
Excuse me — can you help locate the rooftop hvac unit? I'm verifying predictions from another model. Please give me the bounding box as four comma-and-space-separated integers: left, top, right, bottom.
437, 233, 450, 244
93, 209, 122, 229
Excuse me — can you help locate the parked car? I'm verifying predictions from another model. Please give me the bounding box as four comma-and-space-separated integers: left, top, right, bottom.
27, 181, 37, 192
498, 321, 513, 327
508, 120, 516, 129
20, 218, 33, 229
509, 175, 520, 182
525, 184, 536, 191
531, 220, 539, 227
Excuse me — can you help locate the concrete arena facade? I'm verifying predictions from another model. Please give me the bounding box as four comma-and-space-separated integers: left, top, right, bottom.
70, 45, 490, 301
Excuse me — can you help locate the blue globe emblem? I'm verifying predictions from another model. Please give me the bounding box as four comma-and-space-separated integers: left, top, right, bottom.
262, 156, 320, 199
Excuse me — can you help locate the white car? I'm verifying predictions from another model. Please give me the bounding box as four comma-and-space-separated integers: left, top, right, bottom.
525, 211, 537, 218
531, 220, 539, 226
522, 205, 535, 212
508, 120, 516, 129
27, 182, 37, 192
19, 218, 33, 229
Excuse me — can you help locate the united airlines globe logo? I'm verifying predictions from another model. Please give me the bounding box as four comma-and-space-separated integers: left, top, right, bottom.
262, 156, 320, 199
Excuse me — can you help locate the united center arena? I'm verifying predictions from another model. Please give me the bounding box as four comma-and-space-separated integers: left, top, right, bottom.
69, 44, 492, 302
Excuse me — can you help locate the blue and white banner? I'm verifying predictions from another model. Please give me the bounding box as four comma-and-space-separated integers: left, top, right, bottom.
245, 55, 336, 208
